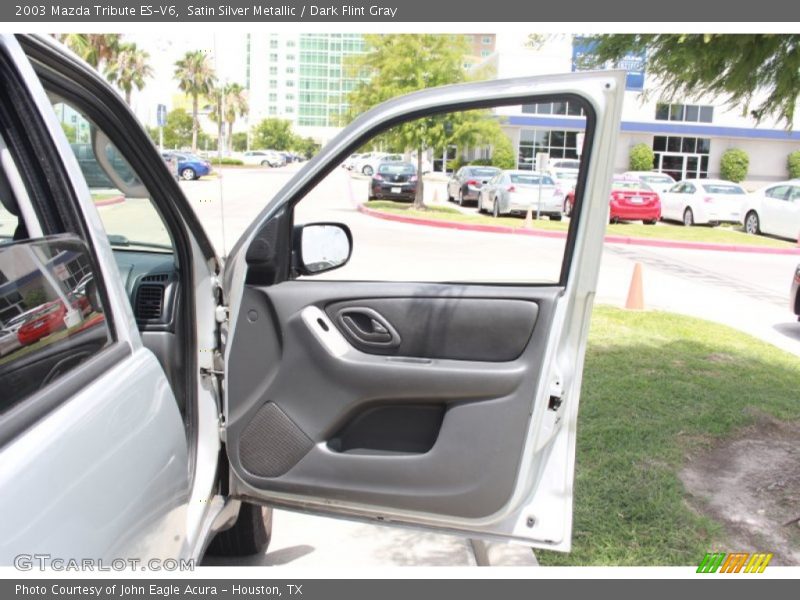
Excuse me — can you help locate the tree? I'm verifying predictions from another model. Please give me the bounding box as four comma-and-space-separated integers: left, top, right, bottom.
345, 34, 470, 209
251, 118, 298, 151
578, 34, 800, 126
161, 108, 194, 149
174, 50, 217, 153
629, 143, 655, 171
789, 150, 800, 179
56, 34, 121, 69
224, 83, 248, 153
720, 148, 749, 183
230, 132, 248, 152
105, 42, 153, 105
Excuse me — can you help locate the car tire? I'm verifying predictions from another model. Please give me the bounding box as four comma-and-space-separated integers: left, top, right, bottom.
180, 167, 197, 181
550, 214, 562, 222
744, 211, 760, 235
260, 160, 270, 167
205, 503, 273, 557
492, 199, 500, 218
362, 165, 373, 176
682, 207, 694, 227
447, 186, 454, 202
458, 189, 465, 207
476, 197, 484, 213
564, 198, 573, 217
643, 219, 657, 225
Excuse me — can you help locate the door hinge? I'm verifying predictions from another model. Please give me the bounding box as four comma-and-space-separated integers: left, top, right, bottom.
547, 376, 563, 411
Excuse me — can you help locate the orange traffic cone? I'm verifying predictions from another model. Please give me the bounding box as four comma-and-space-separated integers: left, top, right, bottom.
625, 263, 644, 310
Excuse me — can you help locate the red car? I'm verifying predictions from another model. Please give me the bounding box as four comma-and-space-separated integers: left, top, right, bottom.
564, 176, 661, 224
16, 300, 68, 346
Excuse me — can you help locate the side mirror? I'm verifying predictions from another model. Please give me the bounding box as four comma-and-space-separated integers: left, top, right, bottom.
292, 223, 353, 276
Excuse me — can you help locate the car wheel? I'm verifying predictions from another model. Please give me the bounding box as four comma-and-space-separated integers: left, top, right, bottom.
180, 167, 197, 181
744, 211, 760, 235
362, 165, 373, 176
682, 207, 694, 227
447, 186, 454, 202
205, 503, 273, 557
457, 189, 465, 207
492, 199, 500, 218
643, 219, 657, 225
564, 198, 573, 217
476, 196, 484, 213
260, 160, 270, 167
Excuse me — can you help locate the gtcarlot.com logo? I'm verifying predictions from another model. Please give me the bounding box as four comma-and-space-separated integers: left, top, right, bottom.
14, 554, 195, 571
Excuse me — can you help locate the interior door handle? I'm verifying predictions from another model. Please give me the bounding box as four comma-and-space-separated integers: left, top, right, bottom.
336, 307, 401, 348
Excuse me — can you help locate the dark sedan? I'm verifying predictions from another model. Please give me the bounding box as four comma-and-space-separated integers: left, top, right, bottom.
792, 264, 800, 320
369, 162, 418, 202
447, 166, 502, 206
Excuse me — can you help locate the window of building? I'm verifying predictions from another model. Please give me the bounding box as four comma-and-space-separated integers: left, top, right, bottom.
268, 93, 278, 102
286, 67, 295, 74
269, 106, 277, 115
482, 36, 493, 45
286, 94, 295, 101
522, 102, 585, 117
269, 66, 277, 76
286, 54, 296, 61
286, 40, 296, 48
286, 80, 295, 88
652, 136, 711, 180
270, 40, 278, 49
517, 129, 580, 169
655, 103, 714, 123
269, 53, 278, 62
481, 50, 491, 57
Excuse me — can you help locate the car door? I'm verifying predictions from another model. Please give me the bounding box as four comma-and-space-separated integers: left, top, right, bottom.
786, 186, 800, 240
661, 182, 680, 220
219, 71, 625, 551
760, 185, 790, 235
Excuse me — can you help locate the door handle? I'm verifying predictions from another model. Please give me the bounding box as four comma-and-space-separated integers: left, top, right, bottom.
335, 307, 401, 348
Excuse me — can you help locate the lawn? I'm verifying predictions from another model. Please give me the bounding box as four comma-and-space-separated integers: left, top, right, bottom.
364, 200, 796, 249
536, 306, 800, 565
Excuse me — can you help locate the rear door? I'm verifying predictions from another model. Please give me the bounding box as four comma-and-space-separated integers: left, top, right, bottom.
222, 72, 625, 550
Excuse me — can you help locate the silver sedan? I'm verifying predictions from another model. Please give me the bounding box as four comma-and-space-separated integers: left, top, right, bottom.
478, 171, 564, 220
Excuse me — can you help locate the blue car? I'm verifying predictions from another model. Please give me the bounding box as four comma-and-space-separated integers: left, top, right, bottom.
161, 151, 212, 181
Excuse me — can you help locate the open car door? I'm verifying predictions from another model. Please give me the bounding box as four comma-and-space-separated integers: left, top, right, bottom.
221, 72, 624, 550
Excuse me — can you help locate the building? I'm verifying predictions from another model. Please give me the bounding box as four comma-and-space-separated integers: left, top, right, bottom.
478, 35, 800, 184
246, 33, 497, 145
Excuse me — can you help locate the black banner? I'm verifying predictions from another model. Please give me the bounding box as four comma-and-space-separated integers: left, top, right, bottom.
3, 0, 799, 22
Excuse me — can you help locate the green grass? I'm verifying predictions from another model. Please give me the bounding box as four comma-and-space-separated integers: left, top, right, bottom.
90, 192, 122, 203
364, 200, 796, 248
536, 306, 800, 565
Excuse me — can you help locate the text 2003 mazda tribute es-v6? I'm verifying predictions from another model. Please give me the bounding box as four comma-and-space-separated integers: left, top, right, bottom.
0, 34, 623, 562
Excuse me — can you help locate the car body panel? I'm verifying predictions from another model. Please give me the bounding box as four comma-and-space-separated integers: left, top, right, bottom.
221, 70, 627, 550
480, 171, 563, 216
448, 166, 502, 203
741, 182, 800, 240
661, 178, 745, 225
791, 264, 800, 317
369, 162, 418, 201
608, 178, 660, 223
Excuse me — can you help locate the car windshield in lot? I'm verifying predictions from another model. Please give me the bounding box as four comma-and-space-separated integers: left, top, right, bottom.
613, 180, 652, 191
554, 170, 578, 181
510, 173, 554, 185
702, 183, 745, 194
378, 163, 415, 175
467, 167, 500, 177
639, 174, 674, 184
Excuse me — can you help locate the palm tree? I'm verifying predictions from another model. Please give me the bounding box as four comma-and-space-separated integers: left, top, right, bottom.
105, 43, 153, 105
224, 83, 248, 153
56, 34, 121, 70
174, 51, 217, 153
207, 86, 226, 155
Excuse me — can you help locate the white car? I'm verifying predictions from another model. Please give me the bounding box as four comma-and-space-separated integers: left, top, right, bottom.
547, 163, 580, 193
622, 171, 676, 195
241, 150, 284, 167
0, 33, 625, 562
356, 153, 404, 176
478, 170, 564, 220
660, 178, 747, 226
343, 153, 362, 169
740, 180, 800, 240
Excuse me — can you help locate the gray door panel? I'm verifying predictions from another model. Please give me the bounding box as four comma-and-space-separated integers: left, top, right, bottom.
225, 281, 561, 519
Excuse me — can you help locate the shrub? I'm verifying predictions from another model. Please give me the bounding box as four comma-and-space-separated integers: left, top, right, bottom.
720, 148, 749, 183
629, 143, 654, 171
789, 150, 800, 179
209, 157, 244, 166
490, 135, 516, 170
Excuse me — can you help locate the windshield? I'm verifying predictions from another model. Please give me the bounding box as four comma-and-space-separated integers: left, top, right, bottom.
554, 171, 578, 181
467, 168, 500, 177
639, 174, 674, 184
613, 180, 652, 191
378, 163, 416, 175
510, 174, 554, 185
702, 183, 745, 195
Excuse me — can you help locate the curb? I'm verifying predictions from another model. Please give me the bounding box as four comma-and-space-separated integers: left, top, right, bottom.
356, 204, 800, 256
93, 195, 125, 207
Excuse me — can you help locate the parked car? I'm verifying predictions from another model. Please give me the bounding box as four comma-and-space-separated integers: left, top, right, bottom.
622, 171, 676, 195
607, 176, 661, 224
343, 153, 362, 169
351, 152, 382, 174
0, 34, 625, 563
479, 171, 564, 220
740, 180, 800, 240
161, 151, 212, 181
792, 265, 800, 319
368, 162, 418, 201
0, 328, 21, 357
241, 150, 284, 167
660, 178, 746, 226
546, 160, 580, 193
16, 300, 68, 346
447, 166, 502, 206
359, 153, 404, 176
